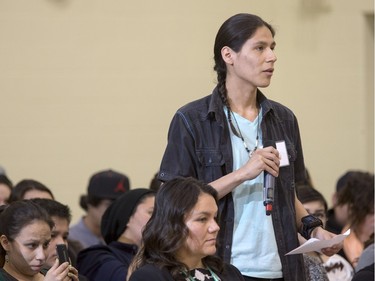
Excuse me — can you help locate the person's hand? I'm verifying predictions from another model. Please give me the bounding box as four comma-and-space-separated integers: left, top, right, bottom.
44, 259, 79, 281
240, 146, 280, 180
67, 266, 79, 281
311, 227, 343, 256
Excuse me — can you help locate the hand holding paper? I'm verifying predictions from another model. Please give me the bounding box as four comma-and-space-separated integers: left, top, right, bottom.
286, 229, 350, 255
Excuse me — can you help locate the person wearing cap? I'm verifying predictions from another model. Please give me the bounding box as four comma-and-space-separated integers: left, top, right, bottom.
69, 169, 130, 249
76, 188, 155, 281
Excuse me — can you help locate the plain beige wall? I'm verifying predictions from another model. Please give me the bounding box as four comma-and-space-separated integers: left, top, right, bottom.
1, 0, 373, 224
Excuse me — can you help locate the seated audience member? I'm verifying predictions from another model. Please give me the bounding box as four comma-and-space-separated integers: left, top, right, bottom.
297, 184, 353, 281
0, 175, 13, 206
335, 171, 374, 268
77, 188, 155, 280
325, 171, 356, 235
0, 200, 78, 280
30, 198, 84, 280
128, 177, 245, 281
69, 169, 130, 249
8, 179, 54, 203
7, 181, 83, 269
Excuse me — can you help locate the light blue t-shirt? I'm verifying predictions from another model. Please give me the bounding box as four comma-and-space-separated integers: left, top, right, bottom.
225, 108, 282, 278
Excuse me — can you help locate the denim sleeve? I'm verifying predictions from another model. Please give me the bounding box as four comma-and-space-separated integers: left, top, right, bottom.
158, 111, 199, 182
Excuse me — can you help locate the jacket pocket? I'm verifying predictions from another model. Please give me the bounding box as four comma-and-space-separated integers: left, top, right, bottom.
196, 150, 225, 182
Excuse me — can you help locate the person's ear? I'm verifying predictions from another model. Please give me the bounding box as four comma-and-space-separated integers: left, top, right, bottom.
0, 235, 10, 251
221, 46, 235, 65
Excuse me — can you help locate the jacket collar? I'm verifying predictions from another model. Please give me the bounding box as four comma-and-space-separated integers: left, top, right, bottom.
207, 86, 275, 122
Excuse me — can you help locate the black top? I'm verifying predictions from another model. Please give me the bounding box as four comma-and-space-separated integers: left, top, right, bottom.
129, 263, 245, 281
0, 268, 24, 281
351, 263, 374, 281
77, 241, 138, 281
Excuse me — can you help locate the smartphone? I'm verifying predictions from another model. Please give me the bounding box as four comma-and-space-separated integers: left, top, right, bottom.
56, 244, 70, 265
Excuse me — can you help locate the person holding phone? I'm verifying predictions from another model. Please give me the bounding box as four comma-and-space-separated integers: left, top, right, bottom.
0, 200, 78, 281
31, 198, 83, 280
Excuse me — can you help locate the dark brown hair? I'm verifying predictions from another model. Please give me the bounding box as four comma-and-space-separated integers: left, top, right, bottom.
129, 177, 221, 280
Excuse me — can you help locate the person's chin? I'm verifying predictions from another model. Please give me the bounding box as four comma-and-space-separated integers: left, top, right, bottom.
205, 245, 217, 256
258, 81, 272, 88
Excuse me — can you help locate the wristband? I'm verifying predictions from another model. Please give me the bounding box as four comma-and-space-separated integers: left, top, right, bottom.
300, 214, 323, 240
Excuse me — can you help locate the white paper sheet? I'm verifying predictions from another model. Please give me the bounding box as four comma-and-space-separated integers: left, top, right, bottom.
286, 229, 350, 255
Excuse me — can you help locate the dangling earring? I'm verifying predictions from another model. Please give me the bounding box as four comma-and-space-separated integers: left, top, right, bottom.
5, 252, 9, 263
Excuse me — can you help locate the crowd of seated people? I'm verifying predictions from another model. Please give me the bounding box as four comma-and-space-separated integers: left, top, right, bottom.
0, 163, 373, 281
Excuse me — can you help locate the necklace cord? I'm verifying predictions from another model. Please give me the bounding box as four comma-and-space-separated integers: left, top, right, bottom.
226, 105, 260, 157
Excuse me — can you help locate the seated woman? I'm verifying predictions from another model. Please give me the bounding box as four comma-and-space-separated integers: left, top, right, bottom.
128, 177, 244, 281
0, 200, 78, 281
77, 188, 155, 281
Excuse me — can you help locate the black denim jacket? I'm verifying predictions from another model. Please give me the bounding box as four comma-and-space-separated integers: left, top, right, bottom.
159, 87, 307, 281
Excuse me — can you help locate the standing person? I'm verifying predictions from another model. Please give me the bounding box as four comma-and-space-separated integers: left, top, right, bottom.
158, 13, 341, 281
77, 188, 155, 281
69, 169, 130, 249
128, 177, 245, 281
0, 200, 78, 281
